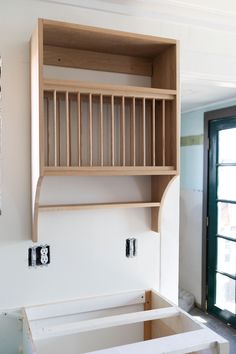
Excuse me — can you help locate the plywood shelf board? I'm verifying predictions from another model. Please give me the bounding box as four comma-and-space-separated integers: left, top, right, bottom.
42, 19, 177, 58
43, 79, 176, 100
43, 166, 177, 176
38, 201, 161, 212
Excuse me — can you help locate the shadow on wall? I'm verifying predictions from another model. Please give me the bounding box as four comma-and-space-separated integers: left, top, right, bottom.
179, 188, 203, 306
0, 311, 22, 354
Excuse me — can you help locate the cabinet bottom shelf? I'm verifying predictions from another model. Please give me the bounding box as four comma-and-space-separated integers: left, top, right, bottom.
43, 166, 176, 176
38, 201, 160, 212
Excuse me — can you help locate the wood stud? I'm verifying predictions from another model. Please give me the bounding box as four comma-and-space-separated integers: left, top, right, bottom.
144, 290, 152, 340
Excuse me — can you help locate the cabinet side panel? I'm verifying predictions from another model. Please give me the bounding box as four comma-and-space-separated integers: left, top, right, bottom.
159, 176, 180, 303
23, 320, 36, 354
165, 99, 177, 168
31, 20, 43, 237
175, 41, 180, 174
152, 45, 177, 90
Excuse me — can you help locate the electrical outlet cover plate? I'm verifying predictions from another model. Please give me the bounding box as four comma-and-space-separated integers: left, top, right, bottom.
126, 238, 137, 258
28, 245, 50, 267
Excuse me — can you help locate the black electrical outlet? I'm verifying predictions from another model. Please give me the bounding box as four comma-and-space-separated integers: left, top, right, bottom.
28, 245, 50, 267
126, 238, 137, 258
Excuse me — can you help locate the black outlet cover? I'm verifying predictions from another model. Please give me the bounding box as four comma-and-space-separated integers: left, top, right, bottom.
28, 245, 50, 267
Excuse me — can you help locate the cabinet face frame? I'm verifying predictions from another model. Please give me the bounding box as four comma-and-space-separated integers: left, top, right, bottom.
31, 19, 180, 242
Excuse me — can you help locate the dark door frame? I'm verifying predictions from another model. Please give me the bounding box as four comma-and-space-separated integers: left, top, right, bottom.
202, 105, 236, 311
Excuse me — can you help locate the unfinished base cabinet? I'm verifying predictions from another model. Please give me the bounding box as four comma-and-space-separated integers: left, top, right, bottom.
31, 18, 179, 242
23, 290, 229, 354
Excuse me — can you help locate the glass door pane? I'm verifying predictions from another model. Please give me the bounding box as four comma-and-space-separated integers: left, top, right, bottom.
217, 202, 236, 240
215, 273, 236, 314
217, 237, 236, 276
219, 128, 236, 163
218, 166, 236, 201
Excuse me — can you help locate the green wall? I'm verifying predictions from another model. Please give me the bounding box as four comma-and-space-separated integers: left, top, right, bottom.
180, 100, 236, 190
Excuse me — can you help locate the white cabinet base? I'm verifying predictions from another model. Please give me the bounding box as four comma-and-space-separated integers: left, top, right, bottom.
23, 290, 229, 354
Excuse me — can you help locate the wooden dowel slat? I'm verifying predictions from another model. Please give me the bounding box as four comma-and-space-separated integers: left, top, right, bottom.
162, 100, 165, 166
121, 96, 125, 166
53, 91, 57, 166
69, 99, 72, 166
131, 97, 136, 166
100, 95, 103, 166
46, 97, 50, 166
65, 91, 70, 166
152, 99, 155, 166
111, 95, 115, 166
142, 98, 146, 166
57, 95, 60, 166
77, 93, 81, 167
89, 94, 93, 166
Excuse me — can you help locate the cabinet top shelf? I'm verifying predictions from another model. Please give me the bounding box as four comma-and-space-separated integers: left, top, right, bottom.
41, 18, 177, 58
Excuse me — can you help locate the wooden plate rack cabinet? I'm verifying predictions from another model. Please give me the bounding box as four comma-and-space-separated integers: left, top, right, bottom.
31, 19, 179, 242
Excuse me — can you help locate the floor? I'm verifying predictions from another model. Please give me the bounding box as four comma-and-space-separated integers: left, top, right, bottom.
190, 308, 236, 354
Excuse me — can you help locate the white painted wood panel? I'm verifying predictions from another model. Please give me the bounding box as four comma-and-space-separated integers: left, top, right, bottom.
83, 329, 227, 354
32, 307, 180, 340
24, 291, 228, 354
26, 290, 145, 321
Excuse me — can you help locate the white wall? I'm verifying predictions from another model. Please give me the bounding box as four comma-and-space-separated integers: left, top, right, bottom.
0, 5, 180, 353
0, 312, 22, 354
2, 0, 236, 351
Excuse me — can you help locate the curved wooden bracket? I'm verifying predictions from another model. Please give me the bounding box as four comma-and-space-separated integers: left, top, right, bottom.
151, 175, 175, 233
32, 176, 43, 243
157, 175, 179, 232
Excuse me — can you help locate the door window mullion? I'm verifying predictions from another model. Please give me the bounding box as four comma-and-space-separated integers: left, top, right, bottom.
215, 270, 236, 281
217, 234, 236, 242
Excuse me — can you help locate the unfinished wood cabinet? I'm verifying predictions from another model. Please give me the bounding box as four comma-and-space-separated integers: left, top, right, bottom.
31, 19, 179, 242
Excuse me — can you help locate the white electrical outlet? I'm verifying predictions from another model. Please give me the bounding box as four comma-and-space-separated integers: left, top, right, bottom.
40, 246, 48, 265
28, 245, 50, 267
